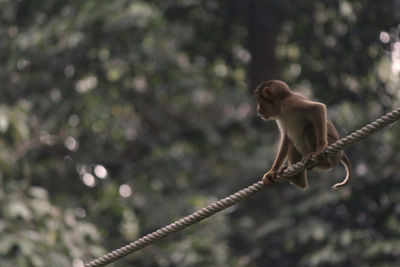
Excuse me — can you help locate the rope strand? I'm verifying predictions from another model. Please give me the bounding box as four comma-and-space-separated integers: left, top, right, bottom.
85, 107, 400, 267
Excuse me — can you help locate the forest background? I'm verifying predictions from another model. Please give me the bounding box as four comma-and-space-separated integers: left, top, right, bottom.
1, 1, 400, 266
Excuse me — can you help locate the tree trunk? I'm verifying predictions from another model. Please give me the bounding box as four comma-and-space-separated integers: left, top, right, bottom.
247, 0, 280, 92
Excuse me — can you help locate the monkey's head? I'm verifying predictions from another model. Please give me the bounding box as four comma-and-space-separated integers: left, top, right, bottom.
254, 80, 291, 120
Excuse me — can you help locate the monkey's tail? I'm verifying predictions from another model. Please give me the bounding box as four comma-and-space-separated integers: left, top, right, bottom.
331, 153, 352, 189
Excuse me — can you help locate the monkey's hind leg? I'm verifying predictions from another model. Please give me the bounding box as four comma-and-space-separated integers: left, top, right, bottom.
287, 143, 308, 189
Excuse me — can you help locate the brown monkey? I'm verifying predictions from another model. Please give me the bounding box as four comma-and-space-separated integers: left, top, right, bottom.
255, 80, 352, 189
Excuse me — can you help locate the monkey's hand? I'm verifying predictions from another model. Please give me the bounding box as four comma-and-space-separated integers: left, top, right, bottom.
301, 152, 314, 166
305, 148, 327, 170
262, 170, 278, 187
314, 147, 328, 162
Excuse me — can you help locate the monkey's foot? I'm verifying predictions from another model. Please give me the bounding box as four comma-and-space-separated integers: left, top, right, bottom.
262, 172, 277, 187
301, 152, 314, 165
314, 150, 327, 162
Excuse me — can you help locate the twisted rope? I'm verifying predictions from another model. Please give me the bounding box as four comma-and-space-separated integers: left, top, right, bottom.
85, 107, 400, 267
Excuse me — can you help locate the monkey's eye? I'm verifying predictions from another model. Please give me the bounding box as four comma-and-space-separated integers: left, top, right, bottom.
258, 97, 273, 106
253, 90, 264, 102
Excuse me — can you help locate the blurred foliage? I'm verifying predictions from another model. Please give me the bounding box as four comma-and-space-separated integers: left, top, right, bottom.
0, 0, 400, 266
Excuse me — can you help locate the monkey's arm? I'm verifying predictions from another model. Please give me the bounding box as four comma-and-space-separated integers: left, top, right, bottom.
271, 133, 290, 170
263, 133, 290, 186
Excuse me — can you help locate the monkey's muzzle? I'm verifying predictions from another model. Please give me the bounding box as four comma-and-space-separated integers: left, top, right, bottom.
257, 104, 264, 116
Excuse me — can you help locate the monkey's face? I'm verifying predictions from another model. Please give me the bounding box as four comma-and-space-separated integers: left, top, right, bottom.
255, 83, 277, 120
256, 101, 275, 120
254, 80, 291, 120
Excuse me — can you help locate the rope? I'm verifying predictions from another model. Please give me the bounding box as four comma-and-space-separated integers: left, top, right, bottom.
85, 107, 400, 267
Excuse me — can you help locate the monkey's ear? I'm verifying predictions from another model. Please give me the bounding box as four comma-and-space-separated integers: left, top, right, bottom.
261, 86, 273, 99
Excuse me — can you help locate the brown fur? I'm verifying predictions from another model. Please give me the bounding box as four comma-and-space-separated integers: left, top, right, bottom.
255, 80, 352, 189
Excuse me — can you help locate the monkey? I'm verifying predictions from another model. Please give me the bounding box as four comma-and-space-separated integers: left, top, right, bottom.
254, 80, 352, 189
